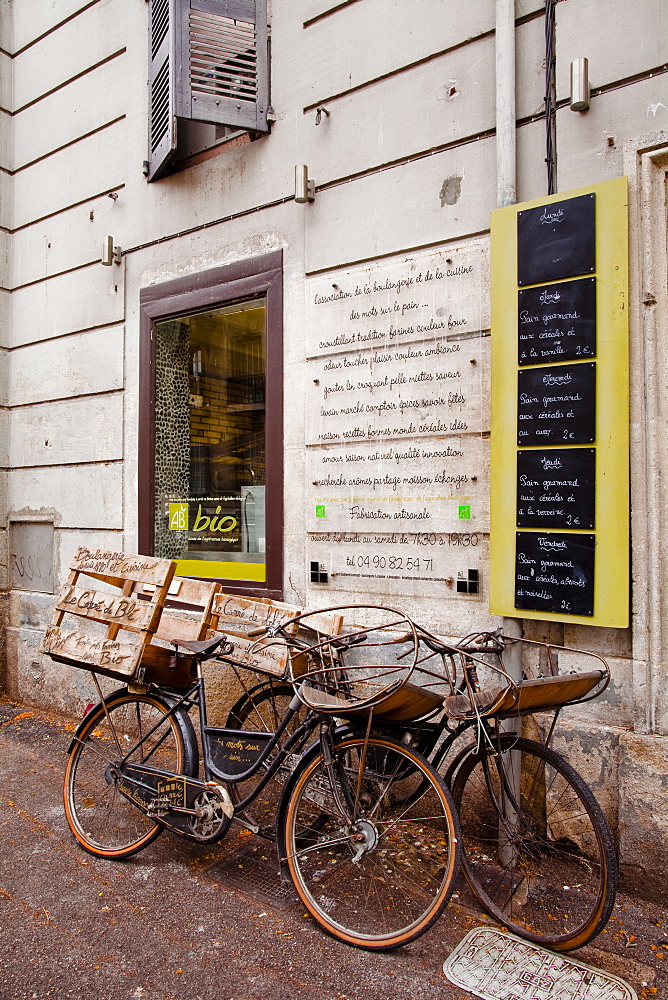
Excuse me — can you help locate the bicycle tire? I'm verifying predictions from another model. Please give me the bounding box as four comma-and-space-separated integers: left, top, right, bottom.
282, 733, 461, 951
451, 735, 617, 950
225, 681, 311, 831
64, 690, 197, 859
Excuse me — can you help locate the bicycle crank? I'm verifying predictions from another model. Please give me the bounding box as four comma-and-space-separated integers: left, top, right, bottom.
117, 762, 234, 842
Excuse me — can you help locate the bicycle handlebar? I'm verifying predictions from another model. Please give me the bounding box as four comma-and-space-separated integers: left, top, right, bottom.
247, 626, 268, 638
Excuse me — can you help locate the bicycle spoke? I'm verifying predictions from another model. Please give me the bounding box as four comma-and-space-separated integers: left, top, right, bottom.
452, 736, 616, 950
283, 736, 460, 950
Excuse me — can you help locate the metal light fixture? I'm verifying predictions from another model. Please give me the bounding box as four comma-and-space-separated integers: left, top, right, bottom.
295, 164, 315, 203
570, 57, 590, 111
101, 235, 122, 265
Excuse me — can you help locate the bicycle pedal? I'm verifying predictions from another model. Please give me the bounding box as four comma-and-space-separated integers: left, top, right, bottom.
233, 813, 260, 835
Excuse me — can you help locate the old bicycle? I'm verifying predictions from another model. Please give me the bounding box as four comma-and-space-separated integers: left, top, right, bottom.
230, 619, 617, 952
42, 553, 461, 952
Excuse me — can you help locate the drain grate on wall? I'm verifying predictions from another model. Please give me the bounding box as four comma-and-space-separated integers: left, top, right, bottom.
443, 927, 638, 1000
203, 843, 298, 911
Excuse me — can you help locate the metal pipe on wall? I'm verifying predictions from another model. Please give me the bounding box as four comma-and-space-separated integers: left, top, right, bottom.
496, 0, 524, 684
496, 0, 516, 210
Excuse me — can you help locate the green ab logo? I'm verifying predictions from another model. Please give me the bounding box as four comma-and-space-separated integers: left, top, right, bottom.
169, 502, 237, 533
168, 503, 188, 530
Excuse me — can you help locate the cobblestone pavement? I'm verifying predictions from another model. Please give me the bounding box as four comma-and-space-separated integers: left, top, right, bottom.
0, 699, 665, 1000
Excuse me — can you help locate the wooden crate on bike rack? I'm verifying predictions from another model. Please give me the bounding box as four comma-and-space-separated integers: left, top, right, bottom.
210, 596, 345, 679
286, 607, 346, 679
139, 577, 221, 689
209, 595, 303, 678
211, 594, 303, 639
40, 547, 176, 683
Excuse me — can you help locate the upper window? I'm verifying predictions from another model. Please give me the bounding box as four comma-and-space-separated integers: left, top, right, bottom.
148, 0, 270, 181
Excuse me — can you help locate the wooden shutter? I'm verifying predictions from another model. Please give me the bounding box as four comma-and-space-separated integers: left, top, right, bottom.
148, 0, 177, 180
176, 0, 269, 134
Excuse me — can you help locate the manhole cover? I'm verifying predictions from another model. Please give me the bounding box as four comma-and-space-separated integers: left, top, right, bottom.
443, 927, 638, 1000
204, 843, 298, 911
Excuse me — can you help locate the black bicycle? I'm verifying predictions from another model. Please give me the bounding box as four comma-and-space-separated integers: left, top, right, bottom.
227, 617, 617, 952
62, 606, 461, 952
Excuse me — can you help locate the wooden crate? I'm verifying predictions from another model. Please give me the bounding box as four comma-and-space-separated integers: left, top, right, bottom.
139, 577, 221, 689
40, 547, 176, 683
210, 594, 345, 679
209, 594, 303, 677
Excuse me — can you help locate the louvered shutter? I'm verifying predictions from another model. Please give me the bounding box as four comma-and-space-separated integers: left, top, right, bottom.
148, 0, 177, 181
175, 0, 269, 134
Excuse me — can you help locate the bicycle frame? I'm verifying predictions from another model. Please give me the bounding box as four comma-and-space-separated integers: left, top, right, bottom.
116, 677, 324, 812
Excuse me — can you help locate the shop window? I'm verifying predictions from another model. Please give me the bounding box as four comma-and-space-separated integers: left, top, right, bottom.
147, 0, 271, 180
139, 252, 283, 597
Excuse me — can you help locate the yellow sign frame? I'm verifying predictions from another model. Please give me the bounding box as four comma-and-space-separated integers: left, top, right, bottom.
489, 177, 629, 626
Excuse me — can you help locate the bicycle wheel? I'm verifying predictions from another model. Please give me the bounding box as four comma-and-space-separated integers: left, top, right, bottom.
451, 735, 617, 950
64, 690, 196, 859
282, 734, 460, 950
225, 681, 311, 831
227, 680, 304, 734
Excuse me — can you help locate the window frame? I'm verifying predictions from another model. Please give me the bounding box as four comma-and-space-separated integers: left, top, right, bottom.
138, 250, 284, 598
148, 0, 270, 181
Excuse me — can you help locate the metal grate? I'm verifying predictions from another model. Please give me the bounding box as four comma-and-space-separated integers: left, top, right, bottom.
444, 927, 638, 1000
189, 11, 258, 104
204, 843, 298, 911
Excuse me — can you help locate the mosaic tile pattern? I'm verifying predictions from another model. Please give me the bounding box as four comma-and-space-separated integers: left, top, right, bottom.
154, 319, 190, 560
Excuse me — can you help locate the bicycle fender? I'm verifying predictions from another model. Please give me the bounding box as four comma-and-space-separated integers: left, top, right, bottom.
274, 722, 360, 881
441, 738, 479, 790
65, 689, 200, 777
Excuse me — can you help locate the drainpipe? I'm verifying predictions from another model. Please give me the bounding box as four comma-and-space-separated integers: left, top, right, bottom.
496, 0, 516, 210
496, 0, 523, 865
496, 0, 524, 679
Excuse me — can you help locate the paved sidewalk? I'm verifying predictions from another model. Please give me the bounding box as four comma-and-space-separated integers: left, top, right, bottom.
0, 698, 665, 1000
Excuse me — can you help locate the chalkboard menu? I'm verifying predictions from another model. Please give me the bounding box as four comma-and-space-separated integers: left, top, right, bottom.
514, 531, 595, 616
516, 449, 595, 529
518, 277, 596, 366
517, 362, 596, 447
518, 193, 595, 287
514, 196, 599, 618
491, 177, 629, 627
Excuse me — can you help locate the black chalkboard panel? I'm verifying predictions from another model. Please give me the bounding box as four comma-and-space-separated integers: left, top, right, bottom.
518, 277, 596, 366
516, 448, 595, 529
517, 193, 595, 287
517, 363, 596, 446
515, 531, 595, 616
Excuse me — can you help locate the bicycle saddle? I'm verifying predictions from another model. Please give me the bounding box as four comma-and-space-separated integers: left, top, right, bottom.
171, 634, 232, 657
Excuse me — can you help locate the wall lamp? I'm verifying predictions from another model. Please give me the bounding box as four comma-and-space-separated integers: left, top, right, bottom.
295, 164, 315, 203
570, 57, 590, 111
101, 235, 122, 265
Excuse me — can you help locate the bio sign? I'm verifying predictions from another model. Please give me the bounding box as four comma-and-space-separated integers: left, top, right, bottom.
167, 497, 240, 548
168, 500, 239, 534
